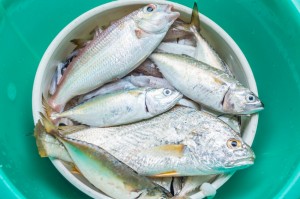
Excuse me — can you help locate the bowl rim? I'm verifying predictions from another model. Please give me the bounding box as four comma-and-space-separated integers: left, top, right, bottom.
32, 0, 259, 198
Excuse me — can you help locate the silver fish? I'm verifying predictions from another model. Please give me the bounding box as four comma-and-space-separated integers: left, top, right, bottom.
35, 116, 172, 199
48, 4, 180, 112
149, 53, 264, 114
46, 87, 182, 127
40, 107, 255, 176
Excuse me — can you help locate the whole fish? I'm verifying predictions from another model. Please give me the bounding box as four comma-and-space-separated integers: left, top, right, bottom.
37, 107, 255, 176
35, 115, 172, 199
46, 87, 182, 127
48, 4, 180, 112
149, 53, 264, 114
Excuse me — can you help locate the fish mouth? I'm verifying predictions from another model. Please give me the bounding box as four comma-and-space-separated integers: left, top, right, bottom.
233, 157, 255, 167
241, 103, 264, 115
165, 4, 180, 21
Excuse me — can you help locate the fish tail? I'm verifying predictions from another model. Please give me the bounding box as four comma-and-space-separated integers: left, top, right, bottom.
34, 120, 48, 157
190, 1, 201, 33
39, 112, 59, 138
42, 95, 59, 120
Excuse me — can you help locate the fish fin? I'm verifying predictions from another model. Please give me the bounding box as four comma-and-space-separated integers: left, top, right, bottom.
152, 171, 180, 177
39, 112, 59, 137
70, 164, 81, 174
70, 38, 90, 50
144, 144, 186, 158
135, 29, 147, 39
42, 95, 53, 117
58, 125, 88, 135
190, 2, 201, 33
34, 120, 48, 157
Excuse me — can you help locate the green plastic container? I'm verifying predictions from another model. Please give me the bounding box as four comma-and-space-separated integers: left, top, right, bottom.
0, 0, 299, 198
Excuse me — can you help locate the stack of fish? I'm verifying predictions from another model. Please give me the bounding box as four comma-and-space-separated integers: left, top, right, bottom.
34, 3, 264, 199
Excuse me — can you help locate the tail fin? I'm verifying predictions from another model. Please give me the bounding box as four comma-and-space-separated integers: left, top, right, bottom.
34, 120, 48, 157
190, 2, 201, 33
42, 95, 53, 117
39, 112, 59, 137
34, 113, 59, 157
42, 95, 60, 120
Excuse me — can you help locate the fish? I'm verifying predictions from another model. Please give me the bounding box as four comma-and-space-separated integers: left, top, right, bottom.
78, 74, 174, 103
35, 114, 172, 199
149, 53, 264, 115
46, 87, 182, 127
48, 4, 180, 112
37, 107, 255, 176
132, 59, 163, 78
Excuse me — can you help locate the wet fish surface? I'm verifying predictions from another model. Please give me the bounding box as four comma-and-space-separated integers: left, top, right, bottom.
150, 53, 264, 114
47, 87, 182, 127
38, 107, 255, 176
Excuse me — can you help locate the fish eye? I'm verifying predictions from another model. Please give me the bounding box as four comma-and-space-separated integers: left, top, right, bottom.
227, 139, 242, 149
145, 4, 156, 12
163, 89, 172, 96
246, 94, 256, 103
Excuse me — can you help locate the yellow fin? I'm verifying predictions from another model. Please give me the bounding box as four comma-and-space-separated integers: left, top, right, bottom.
144, 144, 186, 158
34, 120, 48, 157
152, 170, 179, 177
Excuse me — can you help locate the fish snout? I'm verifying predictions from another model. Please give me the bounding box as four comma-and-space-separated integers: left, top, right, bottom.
165, 4, 180, 21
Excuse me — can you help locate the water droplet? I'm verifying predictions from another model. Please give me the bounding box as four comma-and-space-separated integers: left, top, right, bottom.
7, 82, 17, 101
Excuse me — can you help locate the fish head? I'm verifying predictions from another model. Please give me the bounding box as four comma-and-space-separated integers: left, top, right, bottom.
222, 85, 264, 114
145, 88, 183, 115
193, 126, 255, 173
134, 4, 180, 34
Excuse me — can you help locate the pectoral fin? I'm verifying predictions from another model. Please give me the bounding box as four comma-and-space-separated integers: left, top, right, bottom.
143, 144, 186, 158
152, 171, 180, 177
